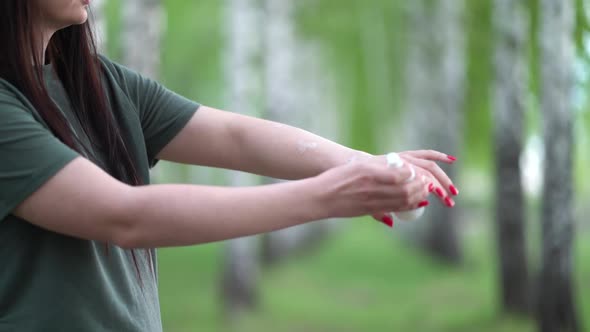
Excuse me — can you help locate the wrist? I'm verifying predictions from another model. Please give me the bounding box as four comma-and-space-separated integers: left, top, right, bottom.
296, 176, 332, 221
342, 149, 373, 166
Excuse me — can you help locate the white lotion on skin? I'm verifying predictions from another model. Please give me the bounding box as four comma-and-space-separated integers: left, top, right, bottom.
297, 140, 318, 154
386, 152, 425, 222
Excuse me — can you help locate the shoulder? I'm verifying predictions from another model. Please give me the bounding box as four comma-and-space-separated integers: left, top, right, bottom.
97, 54, 144, 89
0, 77, 49, 128
97, 54, 122, 78
96, 54, 171, 108
0, 79, 34, 113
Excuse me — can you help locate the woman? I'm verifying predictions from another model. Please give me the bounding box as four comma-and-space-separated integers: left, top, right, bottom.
0, 0, 459, 331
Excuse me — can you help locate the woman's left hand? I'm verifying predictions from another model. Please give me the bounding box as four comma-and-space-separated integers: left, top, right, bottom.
398, 150, 458, 203
368, 149, 459, 224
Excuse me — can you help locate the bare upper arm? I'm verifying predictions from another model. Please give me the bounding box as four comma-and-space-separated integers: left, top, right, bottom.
156, 106, 244, 168
13, 157, 133, 244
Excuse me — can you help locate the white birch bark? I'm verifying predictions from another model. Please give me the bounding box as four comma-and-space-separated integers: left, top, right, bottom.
220, 0, 263, 319
401, 0, 464, 263
538, 0, 580, 330
261, 0, 332, 264
121, 0, 166, 79
492, 0, 530, 314
120, 0, 167, 182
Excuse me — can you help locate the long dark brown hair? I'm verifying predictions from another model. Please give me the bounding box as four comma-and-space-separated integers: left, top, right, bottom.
0, 1, 149, 281
0, 1, 140, 184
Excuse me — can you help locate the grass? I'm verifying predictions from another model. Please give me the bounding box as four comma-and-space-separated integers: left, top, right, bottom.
157, 218, 590, 332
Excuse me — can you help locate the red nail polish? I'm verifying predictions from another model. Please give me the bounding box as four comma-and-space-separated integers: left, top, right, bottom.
447, 155, 457, 162
418, 200, 429, 208
428, 183, 434, 192
444, 197, 455, 207
435, 187, 444, 197
449, 185, 459, 196
381, 215, 394, 228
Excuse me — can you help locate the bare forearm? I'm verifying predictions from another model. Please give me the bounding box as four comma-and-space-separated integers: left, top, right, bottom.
230, 115, 368, 179
158, 107, 370, 179
116, 179, 322, 248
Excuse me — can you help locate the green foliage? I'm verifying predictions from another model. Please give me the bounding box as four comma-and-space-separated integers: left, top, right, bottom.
105, 0, 224, 106
297, 0, 408, 153
575, 0, 590, 63
103, 0, 121, 58
465, 0, 493, 169
158, 243, 224, 331
527, 0, 539, 100
160, 0, 224, 106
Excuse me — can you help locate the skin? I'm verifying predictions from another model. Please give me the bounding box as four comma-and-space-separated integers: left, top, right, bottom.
35, 0, 90, 61
14, 0, 458, 249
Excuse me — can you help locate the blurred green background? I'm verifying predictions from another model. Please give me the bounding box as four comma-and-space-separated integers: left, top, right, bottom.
101, 0, 590, 331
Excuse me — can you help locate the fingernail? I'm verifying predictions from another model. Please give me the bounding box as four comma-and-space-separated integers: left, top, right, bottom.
449, 185, 459, 196
418, 200, 429, 208
428, 183, 434, 192
444, 197, 455, 207
447, 155, 457, 162
380, 215, 394, 228
435, 187, 445, 197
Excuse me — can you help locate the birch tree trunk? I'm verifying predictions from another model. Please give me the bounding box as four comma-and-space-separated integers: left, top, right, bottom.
284, 40, 342, 251
403, 0, 464, 263
120, 0, 167, 183
260, 0, 322, 265
424, 0, 465, 264
492, 0, 530, 315
401, 0, 437, 242
538, 0, 580, 330
220, 0, 263, 319
121, 0, 165, 79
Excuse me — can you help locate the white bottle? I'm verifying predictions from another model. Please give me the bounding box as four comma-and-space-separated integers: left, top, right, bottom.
386, 153, 425, 222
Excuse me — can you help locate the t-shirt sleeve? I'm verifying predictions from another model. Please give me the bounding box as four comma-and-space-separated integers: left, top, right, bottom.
0, 102, 79, 221
102, 57, 200, 166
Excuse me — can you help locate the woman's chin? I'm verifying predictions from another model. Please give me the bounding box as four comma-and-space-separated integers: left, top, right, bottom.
57, 11, 88, 28
68, 6, 89, 25
75, 10, 89, 24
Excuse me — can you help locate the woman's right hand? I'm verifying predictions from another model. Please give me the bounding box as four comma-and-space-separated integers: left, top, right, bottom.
311, 159, 430, 222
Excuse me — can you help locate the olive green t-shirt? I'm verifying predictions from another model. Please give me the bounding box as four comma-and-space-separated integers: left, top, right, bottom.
0, 56, 199, 331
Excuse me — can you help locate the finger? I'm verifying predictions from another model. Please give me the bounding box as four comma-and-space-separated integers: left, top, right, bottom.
371, 213, 394, 228
404, 178, 430, 208
401, 150, 457, 164
373, 193, 427, 214
368, 167, 430, 210
419, 173, 436, 193
425, 176, 456, 207
368, 177, 422, 201
403, 156, 457, 199
380, 178, 429, 211
411, 167, 444, 200
416, 169, 444, 196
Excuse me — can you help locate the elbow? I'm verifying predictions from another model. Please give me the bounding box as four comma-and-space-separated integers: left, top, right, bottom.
107, 186, 143, 249
111, 228, 140, 250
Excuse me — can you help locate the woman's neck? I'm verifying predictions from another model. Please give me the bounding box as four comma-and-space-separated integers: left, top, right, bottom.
38, 23, 58, 64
